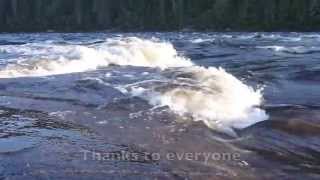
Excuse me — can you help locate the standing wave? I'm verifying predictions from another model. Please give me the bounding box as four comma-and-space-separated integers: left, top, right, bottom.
0, 37, 192, 78
0, 37, 268, 134
127, 66, 268, 135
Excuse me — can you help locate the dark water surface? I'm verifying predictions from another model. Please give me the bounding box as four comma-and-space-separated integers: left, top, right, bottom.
0, 32, 320, 179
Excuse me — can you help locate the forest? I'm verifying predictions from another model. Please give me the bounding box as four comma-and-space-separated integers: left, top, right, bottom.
0, 0, 320, 31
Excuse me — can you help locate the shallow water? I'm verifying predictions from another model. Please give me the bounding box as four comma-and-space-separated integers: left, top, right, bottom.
0, 32, 320, 179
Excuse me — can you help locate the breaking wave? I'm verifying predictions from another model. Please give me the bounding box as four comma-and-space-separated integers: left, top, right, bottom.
126, 66, 268, 135
0, 37, 268, 134
0, 37, 192, 78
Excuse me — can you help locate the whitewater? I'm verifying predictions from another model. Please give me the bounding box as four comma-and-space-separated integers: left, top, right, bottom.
1, 32, 320, 179
0, 36, 268, 134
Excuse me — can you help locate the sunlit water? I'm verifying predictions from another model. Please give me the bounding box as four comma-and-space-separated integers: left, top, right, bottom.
0, 32, 320, 179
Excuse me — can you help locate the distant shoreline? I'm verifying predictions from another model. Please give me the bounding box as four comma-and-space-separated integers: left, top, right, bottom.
0, 28, 319, 34
1, 0, 320, 33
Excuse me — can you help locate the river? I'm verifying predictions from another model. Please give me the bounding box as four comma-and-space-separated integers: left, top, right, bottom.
0, 32, 319, 179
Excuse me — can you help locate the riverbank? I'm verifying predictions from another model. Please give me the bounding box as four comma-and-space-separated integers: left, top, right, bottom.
1, 0, 320, 32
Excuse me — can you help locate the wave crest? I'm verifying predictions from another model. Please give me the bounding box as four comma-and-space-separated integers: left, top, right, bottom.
127, 66, 268, 135
0, 37, 268, 134
0, 37, 192, 78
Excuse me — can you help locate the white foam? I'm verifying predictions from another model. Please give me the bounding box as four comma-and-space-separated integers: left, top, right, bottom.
221, 35, 233, 38
190, 38, 215, 43
237, 34, 257, 39
257, 45, 286, 52
0, 37, 268, 134
128, 66, 268, 135
0, 37, 192, 78
257, 45, 320, 54
282, 37, 302, 42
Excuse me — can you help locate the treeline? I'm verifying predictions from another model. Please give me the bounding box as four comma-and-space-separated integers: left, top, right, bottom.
0, 0, 320, 32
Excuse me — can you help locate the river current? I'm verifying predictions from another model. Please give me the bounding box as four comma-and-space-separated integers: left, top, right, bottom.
0, 32, 319, 179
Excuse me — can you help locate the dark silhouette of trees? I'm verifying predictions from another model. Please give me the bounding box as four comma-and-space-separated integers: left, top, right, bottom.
0, 0, 320, 31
